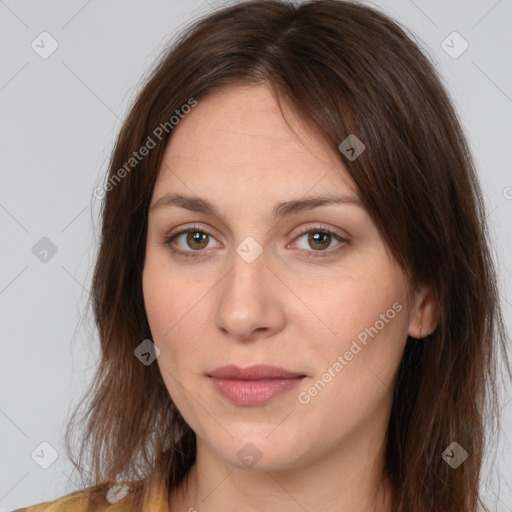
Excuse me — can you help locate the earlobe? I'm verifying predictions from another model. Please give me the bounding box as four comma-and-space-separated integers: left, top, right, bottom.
408, 284, 439, 339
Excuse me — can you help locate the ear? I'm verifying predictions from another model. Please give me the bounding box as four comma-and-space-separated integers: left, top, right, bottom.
407, 284, 439, 339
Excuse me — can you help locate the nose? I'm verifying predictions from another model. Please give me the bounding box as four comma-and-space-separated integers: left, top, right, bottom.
214, 245, 286, 341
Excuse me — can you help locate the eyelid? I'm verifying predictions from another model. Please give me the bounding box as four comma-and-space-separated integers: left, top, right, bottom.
291, 223, 349, 242
165, 224, 222, 244
163, 224, 222, 255
165, 222, 348, 241
163, 222, 349, 259
289, 224, 349, 257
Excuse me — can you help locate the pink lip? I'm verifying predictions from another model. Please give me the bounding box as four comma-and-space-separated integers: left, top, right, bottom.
208, 365, 306, 406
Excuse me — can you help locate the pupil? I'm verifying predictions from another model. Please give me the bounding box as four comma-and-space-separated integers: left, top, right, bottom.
310, 232, 329, 249
189, 232, 208, 249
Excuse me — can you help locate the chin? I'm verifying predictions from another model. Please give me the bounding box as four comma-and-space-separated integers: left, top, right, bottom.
210, 430, 309, 472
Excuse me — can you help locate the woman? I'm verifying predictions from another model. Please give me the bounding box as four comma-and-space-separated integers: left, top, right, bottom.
15, 0, 510, 511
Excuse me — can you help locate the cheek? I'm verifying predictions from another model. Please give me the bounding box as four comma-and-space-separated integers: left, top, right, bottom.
298, 261, 410, 394
295, 282, 408, 440
142, 265, 197, 414
142, 255, 210, 374
142, 268, 172, 341
304, 264, 407, 343
143, 246, 196, 339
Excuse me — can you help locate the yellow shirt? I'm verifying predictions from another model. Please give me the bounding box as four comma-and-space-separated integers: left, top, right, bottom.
12, 480, 169, 512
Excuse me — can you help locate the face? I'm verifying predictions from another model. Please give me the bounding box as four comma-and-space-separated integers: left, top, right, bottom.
143, 84, 420, 473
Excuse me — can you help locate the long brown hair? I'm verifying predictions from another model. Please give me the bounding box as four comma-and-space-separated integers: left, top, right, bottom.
64, 1, 511, 510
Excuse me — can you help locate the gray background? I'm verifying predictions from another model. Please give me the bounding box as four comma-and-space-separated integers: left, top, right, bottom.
1, 0, 511, 510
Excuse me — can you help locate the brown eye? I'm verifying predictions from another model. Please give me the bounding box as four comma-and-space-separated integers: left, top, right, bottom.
163, 225, 220, 259
294, 227, 347, 256
306, 231, 332, 250
185, 231, 210, 250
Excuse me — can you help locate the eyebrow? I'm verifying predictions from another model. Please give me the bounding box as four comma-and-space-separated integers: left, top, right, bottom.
149, 192, 363, 220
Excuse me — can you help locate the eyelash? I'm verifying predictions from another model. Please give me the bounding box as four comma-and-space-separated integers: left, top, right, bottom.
162, 224, 348, 260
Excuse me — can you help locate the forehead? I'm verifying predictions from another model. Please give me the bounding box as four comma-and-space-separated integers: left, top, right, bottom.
153, 83, 357, 199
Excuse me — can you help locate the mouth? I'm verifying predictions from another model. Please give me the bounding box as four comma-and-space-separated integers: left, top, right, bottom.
207, 364, 307, 406
208, 364, 305, 380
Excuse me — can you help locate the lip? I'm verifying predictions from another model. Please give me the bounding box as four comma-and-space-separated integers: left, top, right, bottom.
208, 364, 304, 380
208, 365, 306, 406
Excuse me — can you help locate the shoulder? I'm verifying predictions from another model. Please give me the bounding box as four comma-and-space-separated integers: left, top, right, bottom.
12, 482, 137, 512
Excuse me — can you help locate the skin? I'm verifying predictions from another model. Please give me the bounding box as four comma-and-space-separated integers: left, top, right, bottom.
142, 83, 438, 512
